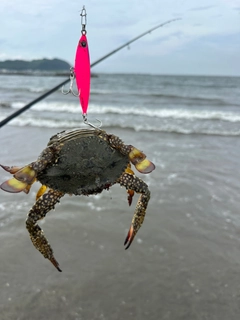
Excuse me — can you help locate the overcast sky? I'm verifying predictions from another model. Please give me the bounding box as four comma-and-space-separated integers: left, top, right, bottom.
0, 0, 239, 76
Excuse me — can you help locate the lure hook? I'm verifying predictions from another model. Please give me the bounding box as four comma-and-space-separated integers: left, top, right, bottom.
61, 67, 80, 97
83, 114, 102, 130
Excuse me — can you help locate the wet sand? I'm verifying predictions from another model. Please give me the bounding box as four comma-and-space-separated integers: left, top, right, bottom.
0, 126, 240, 320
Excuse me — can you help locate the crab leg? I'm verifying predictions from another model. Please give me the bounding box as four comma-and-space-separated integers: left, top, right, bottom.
118, 172, 150, 249
125, 164, 135, 206
26, 189, 64, 272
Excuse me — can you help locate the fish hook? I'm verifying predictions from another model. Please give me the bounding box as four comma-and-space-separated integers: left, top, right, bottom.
61, 67, 80, 97
83, 114, 102, 130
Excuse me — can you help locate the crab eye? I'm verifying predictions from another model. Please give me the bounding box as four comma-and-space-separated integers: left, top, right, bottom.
80, 40, 87, 47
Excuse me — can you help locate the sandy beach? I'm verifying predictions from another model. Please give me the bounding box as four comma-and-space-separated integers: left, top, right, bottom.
0, 123, 240, 319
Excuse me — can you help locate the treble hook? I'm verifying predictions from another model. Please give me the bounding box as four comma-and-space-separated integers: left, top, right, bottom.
83, 114, 102, 130
61, 67, 80, 97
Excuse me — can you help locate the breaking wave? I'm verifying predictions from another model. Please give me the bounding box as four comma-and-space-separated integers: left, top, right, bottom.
10, 101, 240, 123
3, 116, 240, 136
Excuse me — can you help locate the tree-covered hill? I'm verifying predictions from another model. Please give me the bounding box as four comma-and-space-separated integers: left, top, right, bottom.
0, 58, 71, 71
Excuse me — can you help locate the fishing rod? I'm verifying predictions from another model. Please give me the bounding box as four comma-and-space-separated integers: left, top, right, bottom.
0, 18, 180, 128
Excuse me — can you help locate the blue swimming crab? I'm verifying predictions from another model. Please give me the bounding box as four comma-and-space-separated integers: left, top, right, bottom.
0, 128, 155, 271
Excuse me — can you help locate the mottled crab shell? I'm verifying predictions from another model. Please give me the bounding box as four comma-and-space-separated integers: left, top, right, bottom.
37, 128, 129, 195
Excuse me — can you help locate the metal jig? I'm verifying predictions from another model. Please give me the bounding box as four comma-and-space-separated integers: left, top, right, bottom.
61, 67, 80, 97
63, 6, 102, 129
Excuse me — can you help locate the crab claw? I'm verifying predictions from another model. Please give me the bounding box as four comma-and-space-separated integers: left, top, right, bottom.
14, 166, 36, 184
0, 164, 23, 174
135, 159, 155, 174
129, 147, 155, 174
0, 178, 28, 193
49, 256, 62, 272
125, 164, 134, 175
124, 225, 135, 250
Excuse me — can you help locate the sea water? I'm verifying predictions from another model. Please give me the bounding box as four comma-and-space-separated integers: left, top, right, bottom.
0, 73, 240, 319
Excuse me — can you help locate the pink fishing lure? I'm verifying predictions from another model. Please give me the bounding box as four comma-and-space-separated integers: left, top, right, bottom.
74, 34, 90, 115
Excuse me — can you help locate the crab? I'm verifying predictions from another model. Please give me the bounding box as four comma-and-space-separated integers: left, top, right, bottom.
0, 128, 155, 272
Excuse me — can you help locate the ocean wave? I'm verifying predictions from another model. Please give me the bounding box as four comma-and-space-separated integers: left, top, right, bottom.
89, 90, 232, 106
0, 87, 47, 94
7, 87, 233, 106
11, 101, 79, 113
0, 102, 11, 108
29, 87, 47, 93
5, 116, 240, 137
98, 106, 240, 123
8, 117, 86, 129
9, 101, 240, 123
11, 102, 26, 109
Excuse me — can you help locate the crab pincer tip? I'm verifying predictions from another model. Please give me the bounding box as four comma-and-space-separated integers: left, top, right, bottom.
124, 225, 135, 250
0, 164, 23, 174
49, 256, 62, 272
0, 164, 9, 171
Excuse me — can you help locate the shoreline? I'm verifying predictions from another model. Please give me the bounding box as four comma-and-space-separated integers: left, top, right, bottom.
0, 71, 98, 77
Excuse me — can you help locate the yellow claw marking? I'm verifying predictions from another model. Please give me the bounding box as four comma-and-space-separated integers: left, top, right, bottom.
23, 178, 37, 194
129, 147, 146, 165
14, 166, 36, 184
36, 185, 47, 200
135, 158, 155, 174
0, 178, 28, 193
125, 165, 134, 175
129, 148, 155, 174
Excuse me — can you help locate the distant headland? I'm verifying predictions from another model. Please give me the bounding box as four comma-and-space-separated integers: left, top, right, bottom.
0, 58, 71, 76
